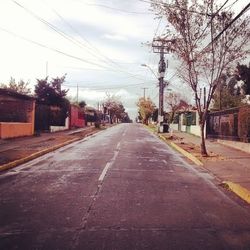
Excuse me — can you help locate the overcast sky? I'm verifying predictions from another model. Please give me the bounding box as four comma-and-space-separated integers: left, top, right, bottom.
0, 0, 247, 119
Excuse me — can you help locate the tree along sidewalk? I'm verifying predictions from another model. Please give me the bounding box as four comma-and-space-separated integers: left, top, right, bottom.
161, 130, 250, 197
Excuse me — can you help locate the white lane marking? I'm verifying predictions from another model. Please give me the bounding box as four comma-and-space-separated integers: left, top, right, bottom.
98, 162, 111, 181
98, 145, 120, 181
117, 142, 121, 149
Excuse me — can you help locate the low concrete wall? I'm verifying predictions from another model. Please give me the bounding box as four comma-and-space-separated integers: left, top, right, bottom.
170, 124, 178, 131
50, 117, 69, 133
0, 122, 33, 139
190, 125, 201, 137
218, 140, 250, 154
181, 125, 186, 132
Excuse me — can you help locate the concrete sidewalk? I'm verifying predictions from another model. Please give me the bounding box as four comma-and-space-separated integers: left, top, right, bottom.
0, 126, 100, 171
163, 130, 250, 204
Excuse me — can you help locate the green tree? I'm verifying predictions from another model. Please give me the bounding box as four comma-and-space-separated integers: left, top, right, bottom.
213, 88, 244, 110
137, 97, 156, 124
35, 75, 70, 120
236, 63, 250, 95
35, 75, 68, 105
78, 100, 87, 108
212, 72, 246, 110
0, 77, 31, 95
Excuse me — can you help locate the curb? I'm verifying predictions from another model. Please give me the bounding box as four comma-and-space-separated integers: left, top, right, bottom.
221, 181, 250, 204
158, 134, 203, 166
0, 128, 100, 172
169, 141, 203, 166
0, 137, 80, 172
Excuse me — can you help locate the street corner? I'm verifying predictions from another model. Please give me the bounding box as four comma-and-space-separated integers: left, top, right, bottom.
220, 181, 250, 204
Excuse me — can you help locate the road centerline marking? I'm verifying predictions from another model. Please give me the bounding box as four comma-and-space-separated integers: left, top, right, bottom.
98, 162, 111, 181
98, 143, 120, 182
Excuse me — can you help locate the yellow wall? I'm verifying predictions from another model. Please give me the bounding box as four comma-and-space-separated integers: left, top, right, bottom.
0, 122, 33, 139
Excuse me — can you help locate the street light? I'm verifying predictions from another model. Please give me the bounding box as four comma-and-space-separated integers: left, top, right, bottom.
141, 64, 159, 80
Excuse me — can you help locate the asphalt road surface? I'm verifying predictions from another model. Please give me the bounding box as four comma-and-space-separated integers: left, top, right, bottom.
1, 124, 250, 250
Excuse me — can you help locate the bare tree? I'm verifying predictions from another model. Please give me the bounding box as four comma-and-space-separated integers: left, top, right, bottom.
165, 92, 189, 123
150, 0, 250, 156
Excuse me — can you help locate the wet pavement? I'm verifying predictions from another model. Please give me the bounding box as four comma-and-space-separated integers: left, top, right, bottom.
0, 124, 250, 249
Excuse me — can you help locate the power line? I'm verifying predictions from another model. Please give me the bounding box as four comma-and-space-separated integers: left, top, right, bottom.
140, 0, 211, 16
79, 2, 151, 15
11, 0, 147, 81
46, 1, 156, 81
8, 0, 150, 82
11, 0, 113, 69
0, 26, 112, 69
7, 0, 168, 86
1, 24, 152, 83
151, 1, 249, 84
41, 1, 127, 70
203, 2, 250, 51
193, 0, 232, 44
223, 0, 241, 11
63, 82, 154, 90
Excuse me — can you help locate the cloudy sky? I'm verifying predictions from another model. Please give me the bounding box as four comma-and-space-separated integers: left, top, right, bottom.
0, 0, 247, 119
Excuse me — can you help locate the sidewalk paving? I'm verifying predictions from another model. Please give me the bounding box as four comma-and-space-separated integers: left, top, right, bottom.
160, 130, 250, 204
0, 125, 102, 171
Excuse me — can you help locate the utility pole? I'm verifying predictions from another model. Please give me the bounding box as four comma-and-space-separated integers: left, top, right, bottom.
141, 87, 148, 99
45, 61, 48, 77
76, 83, 79, 103
152, 38, 173, 128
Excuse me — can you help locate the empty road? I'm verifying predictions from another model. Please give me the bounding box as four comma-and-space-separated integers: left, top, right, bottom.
1, 124, 250, 249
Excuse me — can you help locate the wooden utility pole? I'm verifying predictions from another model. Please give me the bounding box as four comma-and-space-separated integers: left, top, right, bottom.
76, 83, 79, 103
45, 61, 48, 77
152, 38, 173, 123
142, 87, 148, 99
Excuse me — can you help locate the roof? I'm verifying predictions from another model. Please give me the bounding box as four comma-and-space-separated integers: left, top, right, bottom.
0, 88, 36, 101
85, 106, 97, 112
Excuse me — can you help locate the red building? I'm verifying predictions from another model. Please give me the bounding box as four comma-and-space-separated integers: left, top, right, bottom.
70, 104, 85, 128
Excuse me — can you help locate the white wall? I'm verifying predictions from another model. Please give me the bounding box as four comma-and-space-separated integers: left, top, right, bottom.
50, 117, 69, 133
190, 125, 201, 137
181, 125, 186, 132
170, 123, 178, 131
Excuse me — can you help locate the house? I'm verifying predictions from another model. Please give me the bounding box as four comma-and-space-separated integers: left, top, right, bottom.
84, 106, 98, 126
170, 105, 201, 137
0, 88, 35, 139
70, 104, 85, 128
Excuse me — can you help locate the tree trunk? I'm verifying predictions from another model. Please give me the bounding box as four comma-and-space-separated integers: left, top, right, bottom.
200, 123, 208, 156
